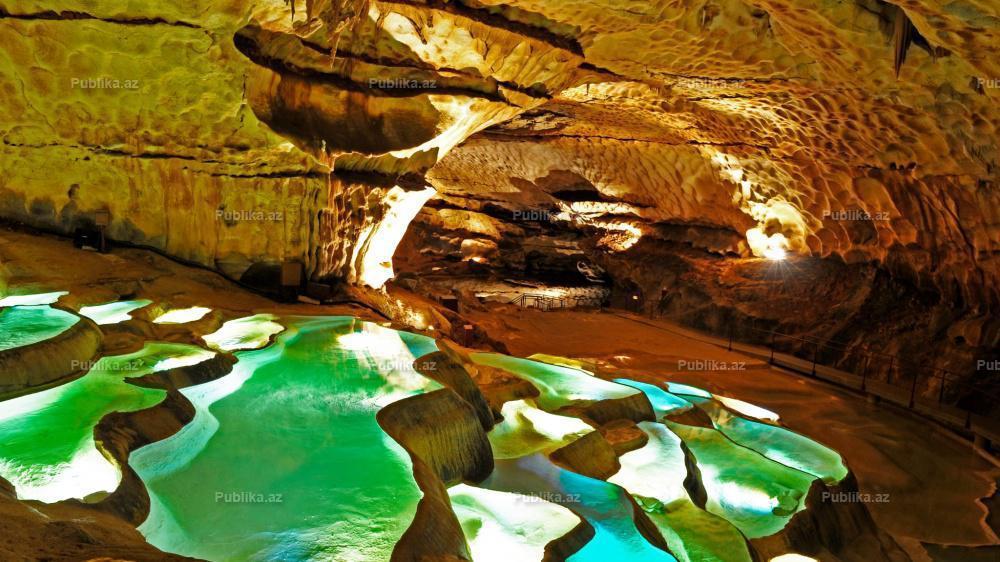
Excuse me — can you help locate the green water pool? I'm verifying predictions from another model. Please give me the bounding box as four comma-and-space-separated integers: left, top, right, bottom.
666, 421, 816, 538
0, 300, 854, 561
609, 422, 751, 562
693, 398, 847, 485
78, 299, 153, 325
201, 314, 285, 352
450, 483, 581, 562
614, 379, 692, 418
483, 454, 678, 562
470, 352, 639, 411
474, 378, 677, 562
0, 343, 216, 502
0, 305, 80, 352
130, 317, 440, 562
488, 399, 595, 459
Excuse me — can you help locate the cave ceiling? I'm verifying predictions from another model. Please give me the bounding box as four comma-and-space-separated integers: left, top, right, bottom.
0, 0, 996, 298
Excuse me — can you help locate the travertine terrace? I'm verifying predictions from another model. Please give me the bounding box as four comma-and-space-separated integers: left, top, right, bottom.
0, 1, 998, 561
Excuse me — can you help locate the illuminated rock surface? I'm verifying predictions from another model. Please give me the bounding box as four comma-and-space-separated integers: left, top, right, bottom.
0, 343, 215, 502
130, 317, 440, 562
0, 0, 994, 390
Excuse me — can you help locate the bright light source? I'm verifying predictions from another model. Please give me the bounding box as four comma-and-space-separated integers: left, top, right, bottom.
763, 245, 786, 261
747, 228, 789, 261
770, 555, 818, 562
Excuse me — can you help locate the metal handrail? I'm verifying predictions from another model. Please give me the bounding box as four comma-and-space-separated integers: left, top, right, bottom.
724, 321, 1000, 419
507, 293, 603, 311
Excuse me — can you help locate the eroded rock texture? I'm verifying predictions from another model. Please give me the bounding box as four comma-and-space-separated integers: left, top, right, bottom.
0, 2, 997, 383
0, 0, 588, 285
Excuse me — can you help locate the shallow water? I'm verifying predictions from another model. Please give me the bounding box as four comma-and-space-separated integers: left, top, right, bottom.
450, 483, 580, 562
488, 399, 595, 459
666, 421, 816, 538
78, 299, 152, 325
201, 314, 285, 352
699, 400, 847, 485
153, 306, 212, 324
0, 343, 215, 502
0, 305, 79, 352
614, 378, 692, 418
131, 317, 440, 562
470, 352, 638, 411
482, 454, 678, 562
0, 291, 68, 307
609, 422, 751, 562
0, 301, 852, 560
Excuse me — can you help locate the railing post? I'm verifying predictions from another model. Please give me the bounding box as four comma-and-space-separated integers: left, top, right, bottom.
811, 341, 818, 376
861, 354, 870, 391
908, 368, 918, 409
768, 331, 775, 364
887, 357, 894, 385
938, 371, 946, 404
727, 324, 733, 351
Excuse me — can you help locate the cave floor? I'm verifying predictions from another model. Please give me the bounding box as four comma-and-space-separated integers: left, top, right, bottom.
466, 306, 1000, 554
3, 227, 999, 560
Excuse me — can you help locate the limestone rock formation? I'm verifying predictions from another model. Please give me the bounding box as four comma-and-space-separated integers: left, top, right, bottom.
0, 0, 997, 440
0, 309, 101, 397
2, 0, 991, 292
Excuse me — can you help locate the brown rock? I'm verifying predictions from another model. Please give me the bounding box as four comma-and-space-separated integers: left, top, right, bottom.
549, 432, 620, 481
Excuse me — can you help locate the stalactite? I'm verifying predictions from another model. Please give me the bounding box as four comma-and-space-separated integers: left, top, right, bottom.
892, 5, 915, 78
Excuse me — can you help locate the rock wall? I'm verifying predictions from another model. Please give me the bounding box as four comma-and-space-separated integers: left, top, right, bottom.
0, 0, 589, 288
0, 1, 996, 394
